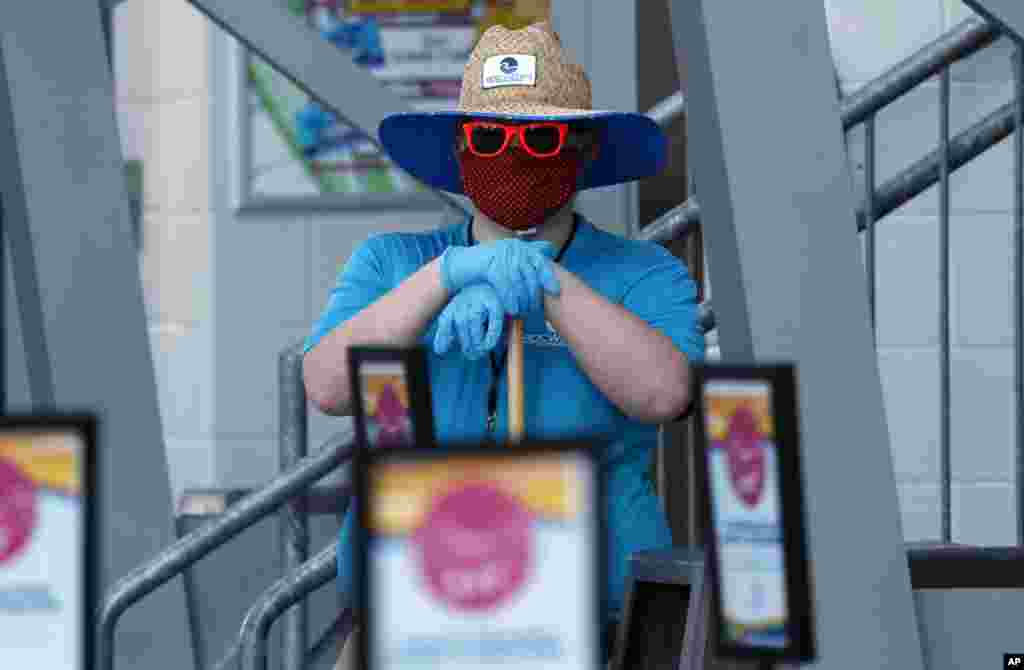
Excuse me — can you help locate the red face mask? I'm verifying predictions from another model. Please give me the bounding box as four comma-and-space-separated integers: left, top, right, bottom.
457, 145, 584, 232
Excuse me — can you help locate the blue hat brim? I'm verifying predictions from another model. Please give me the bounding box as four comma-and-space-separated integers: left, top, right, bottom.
378, 110, 667, 195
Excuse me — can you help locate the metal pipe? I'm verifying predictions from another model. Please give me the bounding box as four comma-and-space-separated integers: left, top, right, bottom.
840, 17, 998, 130
636, 199, 700, 245
646, 91, 686, 128
939, 69, 952, 544
643, 17, 997, 135
241, 545, 340, 670
280, 343, 309, 670
97, 429, 355, 670
638, 96, 1018, 251
1015, 47, 1024, 546
861, 99, 1018, 231
865, 116, 878, 334
698, 301, 715, 335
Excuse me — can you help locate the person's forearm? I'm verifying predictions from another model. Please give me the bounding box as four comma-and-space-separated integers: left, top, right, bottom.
303, 257, 449, 416
543, 264, 690, 423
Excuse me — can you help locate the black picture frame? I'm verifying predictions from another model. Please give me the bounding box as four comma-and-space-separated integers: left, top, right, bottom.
691, 363, 816, 664
0, 413, 98, 670
353, 439, 606, 670
347, 346, 436, 450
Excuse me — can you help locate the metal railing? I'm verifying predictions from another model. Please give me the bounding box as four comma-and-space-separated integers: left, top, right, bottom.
640, 16, 1024, 545
212, 545, 348, 670
96, 429, 355, 670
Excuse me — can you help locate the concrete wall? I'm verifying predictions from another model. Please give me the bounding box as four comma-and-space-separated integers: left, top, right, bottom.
112, 0, 1019, 547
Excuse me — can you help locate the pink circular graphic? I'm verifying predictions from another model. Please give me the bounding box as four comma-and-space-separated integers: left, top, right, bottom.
724, 407, 766, 508
0, 457, 37, 565
414, 482, 532, 613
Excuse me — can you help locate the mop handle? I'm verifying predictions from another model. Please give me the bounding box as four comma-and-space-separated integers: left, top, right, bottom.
508, 317, 525, 444
507, 226, 536, 445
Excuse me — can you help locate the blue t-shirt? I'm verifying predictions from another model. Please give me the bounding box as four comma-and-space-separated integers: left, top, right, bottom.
304, 214, 704, 622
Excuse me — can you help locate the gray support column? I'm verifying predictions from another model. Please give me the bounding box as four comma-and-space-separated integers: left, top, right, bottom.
667, 3, 925, 670
0, 4, 194, 670
964, 0, 1024, 42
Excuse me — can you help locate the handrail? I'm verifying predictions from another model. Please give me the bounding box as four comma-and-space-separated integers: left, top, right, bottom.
840, 17, 998, 130
638, 199, 700, 245
641, 93, 1018, 251
239, 545, 342, 670
278, 340, 309, 670
856, 98, 1016, 229
644, 17, 998, 131
96, 429, 355, 670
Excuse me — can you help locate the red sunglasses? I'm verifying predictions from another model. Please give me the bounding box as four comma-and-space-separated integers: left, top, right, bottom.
461, 121, 571, 158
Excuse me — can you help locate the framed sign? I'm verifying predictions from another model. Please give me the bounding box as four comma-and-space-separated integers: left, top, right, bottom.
692, 363, 816, 664
354, 440, 603, 670
238, 1, 550, 210
348, 346, 436, 449
0, 414, 97, 670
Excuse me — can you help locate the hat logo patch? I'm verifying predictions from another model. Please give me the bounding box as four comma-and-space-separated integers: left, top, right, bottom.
499, 57, 519, 74
483, 54, 536, 89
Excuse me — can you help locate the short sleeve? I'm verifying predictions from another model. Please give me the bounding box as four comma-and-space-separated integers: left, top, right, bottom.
304, 236, 394, 354
621, 247, 705, 362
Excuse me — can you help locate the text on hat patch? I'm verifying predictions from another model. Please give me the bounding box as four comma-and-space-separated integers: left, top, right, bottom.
482, 54, 537, 89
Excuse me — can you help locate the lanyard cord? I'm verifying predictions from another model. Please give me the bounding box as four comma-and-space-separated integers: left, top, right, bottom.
466, 216, 580, 436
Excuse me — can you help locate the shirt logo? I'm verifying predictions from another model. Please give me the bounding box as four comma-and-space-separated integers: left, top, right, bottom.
482, 54, 537, 89
524, 320, 566, 348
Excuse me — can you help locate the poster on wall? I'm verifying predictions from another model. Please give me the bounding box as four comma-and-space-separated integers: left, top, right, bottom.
0, 417, 95, 670
241, 0, 550, 208
356, 443, 602, 670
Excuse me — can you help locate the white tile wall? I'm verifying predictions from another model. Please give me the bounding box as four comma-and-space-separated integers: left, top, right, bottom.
873, 215, 940, 347
164, 437, 216, 501
139, 98, 211, 213
140, 212, 213, 324
953, 482, 1018, 544
827, 0, 946, 86
878, 348, 942, 481
950, 347, 1017, 481
951, 213, 1013, 346
113, 0, 210, 102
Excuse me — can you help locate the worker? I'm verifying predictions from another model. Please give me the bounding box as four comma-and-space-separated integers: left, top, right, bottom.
303, 21, 704, 666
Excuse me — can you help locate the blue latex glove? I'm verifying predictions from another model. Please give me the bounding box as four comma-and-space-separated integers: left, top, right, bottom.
434, 283, 505, 360
440, 238, 561, 316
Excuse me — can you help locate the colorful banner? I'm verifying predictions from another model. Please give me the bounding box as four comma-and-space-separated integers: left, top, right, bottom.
367, 451, 597, 668
0, 431, 85, 668
244, 1, 550, 199
702, 381, 790, 648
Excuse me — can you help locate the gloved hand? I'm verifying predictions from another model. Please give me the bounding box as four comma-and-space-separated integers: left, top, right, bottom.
440, 238, 561, 316
434, 283, 505, 360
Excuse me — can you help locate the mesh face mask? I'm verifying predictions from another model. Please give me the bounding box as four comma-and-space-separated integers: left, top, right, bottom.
457, 144, 584, 231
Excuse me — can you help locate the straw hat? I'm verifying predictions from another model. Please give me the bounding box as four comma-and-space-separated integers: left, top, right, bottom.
378, 21, 666, 195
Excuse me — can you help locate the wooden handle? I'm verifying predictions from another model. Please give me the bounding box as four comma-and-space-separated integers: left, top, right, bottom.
508, 318, 525, 444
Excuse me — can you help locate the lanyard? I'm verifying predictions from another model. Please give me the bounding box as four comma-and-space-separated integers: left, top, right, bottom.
466, 216, 580, 438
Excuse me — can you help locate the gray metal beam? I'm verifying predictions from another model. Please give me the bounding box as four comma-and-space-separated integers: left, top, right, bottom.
184, 0, 463, 215
963, 0, 1024, 43
666, 2, 925, 669
0, 3, 194, 669
184, 0, 403, 142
